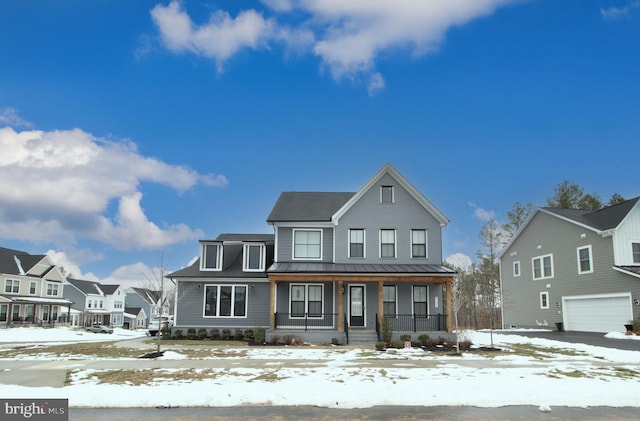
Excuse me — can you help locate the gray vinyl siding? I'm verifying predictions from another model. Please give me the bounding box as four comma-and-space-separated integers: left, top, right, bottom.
63, 284, 86, 312
275, 282, 335, 314
335, 173, 443, 264
124, 293, 152, 327
501, 211, 640, 328
175, 280, 271, 328
276, 227, 334, 263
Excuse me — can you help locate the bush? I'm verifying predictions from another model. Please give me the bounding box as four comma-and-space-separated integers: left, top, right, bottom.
197, 328, 208, 340
375, 341, 386, 351
160, 325, 171, 338
426, 338, 439, 348
391, 340, 405, 349
633, 317, 640, 332
283, 335, 304, 346
244, 329, 254, 340
186, 328, 196, 340
418, 334, 430, 346
221, 329, 231, 340
458, 339, 473, 351
253, 327, 266, 344
381, 317, 393, 344
270, 334, 281, 345
210, 328, 220, 340
400, 334, 411, 342
437, 336, 446, 345
331, 337, 340, 346
235, 329, 244, 341
173, 329, 184, 339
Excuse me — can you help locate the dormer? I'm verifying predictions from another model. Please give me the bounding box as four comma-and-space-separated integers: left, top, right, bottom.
243, 242, 267, 272
200, 241, 223, 271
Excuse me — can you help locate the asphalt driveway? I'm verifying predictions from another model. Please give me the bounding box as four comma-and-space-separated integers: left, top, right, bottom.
499, 330, 640, 352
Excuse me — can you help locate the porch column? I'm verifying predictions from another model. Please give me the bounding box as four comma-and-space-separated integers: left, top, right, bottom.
445, 278, 453, 333
337, 279, 343, 332
377, 280, 384, 324
269, 279, 276, 331
7, 303, 13, 327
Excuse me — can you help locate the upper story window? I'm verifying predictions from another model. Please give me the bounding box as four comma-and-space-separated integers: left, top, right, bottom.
513, 261, 521, 277
349, 229, 365, 258
46, 283, 59, 296
4, 279, 19, 294
380, 229, 396, 258
633, 242, 640, 264
243, 243, 265, 271
532, 254, 554, 280
201, 242, 223, 271
381, 185, 394, 203
411, 229, 427, 259
29, 281, 37, 295
577, 245, 593, 274
293, 229, 322, 260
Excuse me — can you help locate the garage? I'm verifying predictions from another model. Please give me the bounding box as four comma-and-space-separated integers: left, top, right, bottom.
562, 293, 633, 333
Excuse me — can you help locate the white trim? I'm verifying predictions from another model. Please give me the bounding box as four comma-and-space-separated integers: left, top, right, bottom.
632, 241, 640, 264
576, 245, 594, 274
348, 228, 366, 259
412, 285, 429, 317
540, 291, 549, 309
348, 284, 367, 327
380, 185, 394, 203
532, 254, 554, 280
289, 283, 325, 319
379, 228, 397, 259
202, 284, 248, 318
410, 228, 428, 259
513, 261, 521, 277
200, 242, 223, 271
243, 243, 266, 272
292, 229, 323, 260
382, 284, 397, 317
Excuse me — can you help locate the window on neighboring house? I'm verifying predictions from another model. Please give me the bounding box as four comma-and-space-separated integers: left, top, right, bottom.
633, 242, 640, 264
383, 285, 397, 317
381, 185, 394, 203
12, 305, 20, 321
113, 313, 122, 325
293, 230, 322, 260
46, 283, 59, 296
532, 254, 554, 280
540, 292, 549, 309
577, 245, 593, 274
203, 285, 247, 317
411, 229, 427, 258
52, 306, 58, 321
42, 305, 49, 321
4, 279, 19, 294
29, 281, 37, 295
87, 300, 92, 308
0, 304, 7, 322
290, 284, 323, 318
201, 243, 223, 271
243, 244, 265, 271
413, 286, 428, 317
349, 229, 365, 258
380, 229, 396, 258
513, 261, 521, 277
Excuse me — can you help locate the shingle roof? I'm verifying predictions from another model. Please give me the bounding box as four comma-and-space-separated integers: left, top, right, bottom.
542, 197, 640, 231
101, 284, 121, 295
66, 278, 106, 296
268, 262, 456, 275
0, 247, 43, 275
266, 192, 355, 223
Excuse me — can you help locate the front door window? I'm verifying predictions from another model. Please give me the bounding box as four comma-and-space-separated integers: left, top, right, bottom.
350, 286, 365, 327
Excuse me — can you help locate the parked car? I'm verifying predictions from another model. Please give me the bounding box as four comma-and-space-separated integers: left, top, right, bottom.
86, 324, 113, 334
148, 316, 173, 336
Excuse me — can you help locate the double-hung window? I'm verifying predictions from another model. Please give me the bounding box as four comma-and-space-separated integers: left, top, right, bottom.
46, 283, 59, 296
532, 254, 554, 280
577, 245, 593, 274
293, 229, 322, 260
380, 229, 396, 258
411, 229, 427, 258
383, 285, 397, 317
413, 286, 428, 317
633, 242, 640, 264
243, 243, 265, 271
0, 304, 7, 322
349, 229, 365, 258
540, 292, 549, 309
201, 243, 223, 271
290, 284, 323, 318
513, 261, 521, 277
203, 285, 247, 317
29, 281, 37, 295
4, 279, 19, 294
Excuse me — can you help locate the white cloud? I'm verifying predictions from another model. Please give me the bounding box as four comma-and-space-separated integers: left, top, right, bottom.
0, 107, 32, 128
100, 261, 167, 290
45, 249, 100, 282
445, 252, 473, 272
150, 0, 515, 91
0, 126, 224, 250
468, 201, 496, 222
601, 1, 640, 19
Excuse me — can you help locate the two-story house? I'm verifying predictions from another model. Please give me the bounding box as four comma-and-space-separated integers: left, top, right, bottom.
168, 234, 275, 332
0, 246, 72, 327
126, 287, 170, 328
168, 163, 455, 343
64, 278, 126, 327
499, 197, 640, 333
266, 163, 455, 343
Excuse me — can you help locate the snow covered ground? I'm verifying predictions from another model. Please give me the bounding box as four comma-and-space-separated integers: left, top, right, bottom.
0, 327, 639, 409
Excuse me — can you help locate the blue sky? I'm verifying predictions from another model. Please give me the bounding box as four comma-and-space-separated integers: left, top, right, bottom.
1, 0, 639, 287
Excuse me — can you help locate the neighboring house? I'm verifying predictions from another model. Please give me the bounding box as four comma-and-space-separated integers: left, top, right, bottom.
124, 307, 147, 330
126, 287, 170, 327
0, 247, 72, 327
169, 163, 455, 343
168, 233, 275, 333
499, 198, 640, 333
64, 279, 126, 327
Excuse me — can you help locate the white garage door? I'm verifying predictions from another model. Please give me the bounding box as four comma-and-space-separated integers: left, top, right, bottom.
563, 294, 632, 333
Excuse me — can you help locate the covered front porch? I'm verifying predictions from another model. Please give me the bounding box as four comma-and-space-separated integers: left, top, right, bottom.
267, 268, 454, 343
0, 297, 73, 327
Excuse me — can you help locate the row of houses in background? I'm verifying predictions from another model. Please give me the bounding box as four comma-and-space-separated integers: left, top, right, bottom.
0, 247, 168, 330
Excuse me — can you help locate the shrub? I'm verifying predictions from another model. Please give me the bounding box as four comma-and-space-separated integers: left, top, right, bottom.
426, 338, 439, 348
283, 335, 304, 346
244, 329, 254, 340
391, 340, 405, 349
210, 328, 220, 340
400, 334, 411, 342
381, 317, 393, 344
375, 341, 386, 351
418, 334, 430, 346
222, 329, 231, 340
633, 317, 640, 332
270, 334, 281, 345
235, 329, 244, 341
174, 329, 184, 339
197, 328, 208, 340
331, 337, 340, 346
437, 336, 446, 345
160, 325, 171, 338
253, 327, 266, 344
411, 341, 421, 348
458, 339, 473, 351
186, 328, 196, 340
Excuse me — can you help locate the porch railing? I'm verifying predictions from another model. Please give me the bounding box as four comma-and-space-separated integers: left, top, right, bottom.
344, 313, 349, 344
274, 313, 337, 331
384, 314, 447, 332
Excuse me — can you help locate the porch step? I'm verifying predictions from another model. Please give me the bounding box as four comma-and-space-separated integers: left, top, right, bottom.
347, 329, 378, 344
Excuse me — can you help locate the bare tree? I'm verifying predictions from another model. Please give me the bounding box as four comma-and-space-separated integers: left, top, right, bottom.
141, 251, 173, 354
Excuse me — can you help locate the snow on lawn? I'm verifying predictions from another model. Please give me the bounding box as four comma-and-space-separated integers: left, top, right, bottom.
0, 326, 147, 344
0, 327, 639, 409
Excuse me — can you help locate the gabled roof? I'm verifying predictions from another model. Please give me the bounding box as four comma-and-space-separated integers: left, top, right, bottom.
100, 284, 121, 295
66, 278, 107, 296
129, 287, 162, 304
0, 247, 45, 276
267, 192, 355, 223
